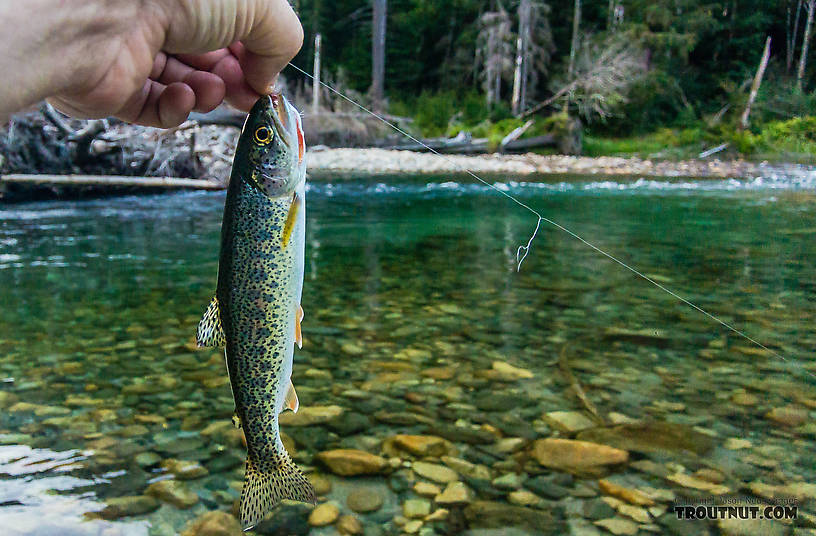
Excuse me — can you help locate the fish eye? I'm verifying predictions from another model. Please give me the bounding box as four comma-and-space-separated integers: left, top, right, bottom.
254, 125, 272, 145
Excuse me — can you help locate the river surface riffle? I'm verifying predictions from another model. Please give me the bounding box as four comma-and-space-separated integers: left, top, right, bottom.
0, 173, 814, 536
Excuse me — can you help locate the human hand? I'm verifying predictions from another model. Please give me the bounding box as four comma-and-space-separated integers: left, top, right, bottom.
0, 0, 303, 127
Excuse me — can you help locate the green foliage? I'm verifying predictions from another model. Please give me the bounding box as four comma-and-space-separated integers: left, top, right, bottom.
752, 117, 816, 159
762, 116, 816, 143
583, 135, 669, 158
730, 130, 761, 155
390, 91, 457, 137
585, 116, 816, 162
752, 80, 816, 125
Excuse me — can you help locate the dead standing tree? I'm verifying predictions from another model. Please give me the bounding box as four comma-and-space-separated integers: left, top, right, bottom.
739, 36, 772, 131
371, 0, 387, 112
511, 0, 554, 116
476, 5, 514, 107
511, 0, 532, 115
788, 0, 804, 74
798, 0, 815, 90
568, 0, 581, 79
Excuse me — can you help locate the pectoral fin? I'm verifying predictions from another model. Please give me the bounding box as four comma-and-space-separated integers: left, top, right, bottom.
295, 304, 304, 349
197, 296, 225, 347
284, 381, 299, 413
281, 192, 301, 247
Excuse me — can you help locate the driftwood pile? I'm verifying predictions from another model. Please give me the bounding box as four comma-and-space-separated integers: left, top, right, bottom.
0, 105, 239, 200
1, 104, 229, 179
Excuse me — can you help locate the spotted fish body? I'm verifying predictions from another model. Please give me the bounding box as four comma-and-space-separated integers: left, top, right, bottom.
197, 94, 314, 530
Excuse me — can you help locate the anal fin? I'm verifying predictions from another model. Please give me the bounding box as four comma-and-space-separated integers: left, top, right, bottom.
197, 296, 225, 347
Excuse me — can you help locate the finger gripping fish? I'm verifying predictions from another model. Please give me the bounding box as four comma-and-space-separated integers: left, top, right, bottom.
196, 94, 314, 530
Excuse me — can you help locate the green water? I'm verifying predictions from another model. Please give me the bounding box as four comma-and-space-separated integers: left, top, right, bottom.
0, 174, 815, 535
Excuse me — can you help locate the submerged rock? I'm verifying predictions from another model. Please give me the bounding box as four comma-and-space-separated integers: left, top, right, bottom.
254, 503, 311, 535
279, 405, 345, 426
492, 473, 525, 490
485, 361, 534, 381
336, 514, 363, 535
95, 495, 160, 520
200, 421, 244, 448
392, 434, 450, 457
308, 502, 339, 527
135, 452, 162, 468
403, 498, 431, 519
161, 458, 209, 480
543, 411, 596, 433
441, 456, 491, 480
531, 439, 628, 474
412, 461, 459, 483
666, 472, 730, 495
765, 406, 809, 427
508, 490, 541, 507
145, 479, 199, 508
575, 422, 715, 456
180, 511, 241, 536
428, 423, 496, 445
347, 488, 384, 513
316, 449, 388, 476
414, 482, 441, 497
718, 517, 786, 536
463, 501, 556, 532
598, 479, 655, 506
594, 517, 639, 536
310, 473, 333, 496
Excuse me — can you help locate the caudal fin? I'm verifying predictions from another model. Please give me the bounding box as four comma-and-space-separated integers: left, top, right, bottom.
240, 453, 316, 531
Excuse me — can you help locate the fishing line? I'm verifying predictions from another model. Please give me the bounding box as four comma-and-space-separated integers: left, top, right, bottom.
287, 62, 803, 377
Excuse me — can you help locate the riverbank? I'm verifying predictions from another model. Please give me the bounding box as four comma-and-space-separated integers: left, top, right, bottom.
306, 148, 809, 179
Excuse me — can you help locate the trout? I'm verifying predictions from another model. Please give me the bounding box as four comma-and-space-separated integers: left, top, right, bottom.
196, 94, 315, 530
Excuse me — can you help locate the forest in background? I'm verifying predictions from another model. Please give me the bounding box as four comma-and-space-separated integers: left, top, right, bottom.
289, 0, 816, 160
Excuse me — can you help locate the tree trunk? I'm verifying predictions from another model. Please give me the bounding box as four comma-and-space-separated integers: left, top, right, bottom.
371, 0, 387, 111
798, 0, 815, 90
568, 0, 582, 79
511, 0, 531, 116
312, 33, 322, 114
740, 36, 772, 131
789, 0, 803, 73
608, 0, 616, 29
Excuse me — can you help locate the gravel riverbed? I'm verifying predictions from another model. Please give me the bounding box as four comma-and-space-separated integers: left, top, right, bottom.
306, 148, 808, 179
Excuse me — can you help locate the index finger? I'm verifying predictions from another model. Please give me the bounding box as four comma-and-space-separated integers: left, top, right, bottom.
240, 0, 304, 95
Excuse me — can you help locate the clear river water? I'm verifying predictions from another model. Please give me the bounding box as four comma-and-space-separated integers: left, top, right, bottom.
0, 172, 814, 536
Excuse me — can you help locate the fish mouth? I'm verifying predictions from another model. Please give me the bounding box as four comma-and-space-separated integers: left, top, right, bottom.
268, 94, 293, 149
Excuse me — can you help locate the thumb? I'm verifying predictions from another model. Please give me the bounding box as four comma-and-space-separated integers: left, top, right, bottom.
240, 0, 304, 94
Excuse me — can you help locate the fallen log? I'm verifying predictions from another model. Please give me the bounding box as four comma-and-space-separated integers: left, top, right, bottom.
504, 134, 557, 152
1, 174, 224, 190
